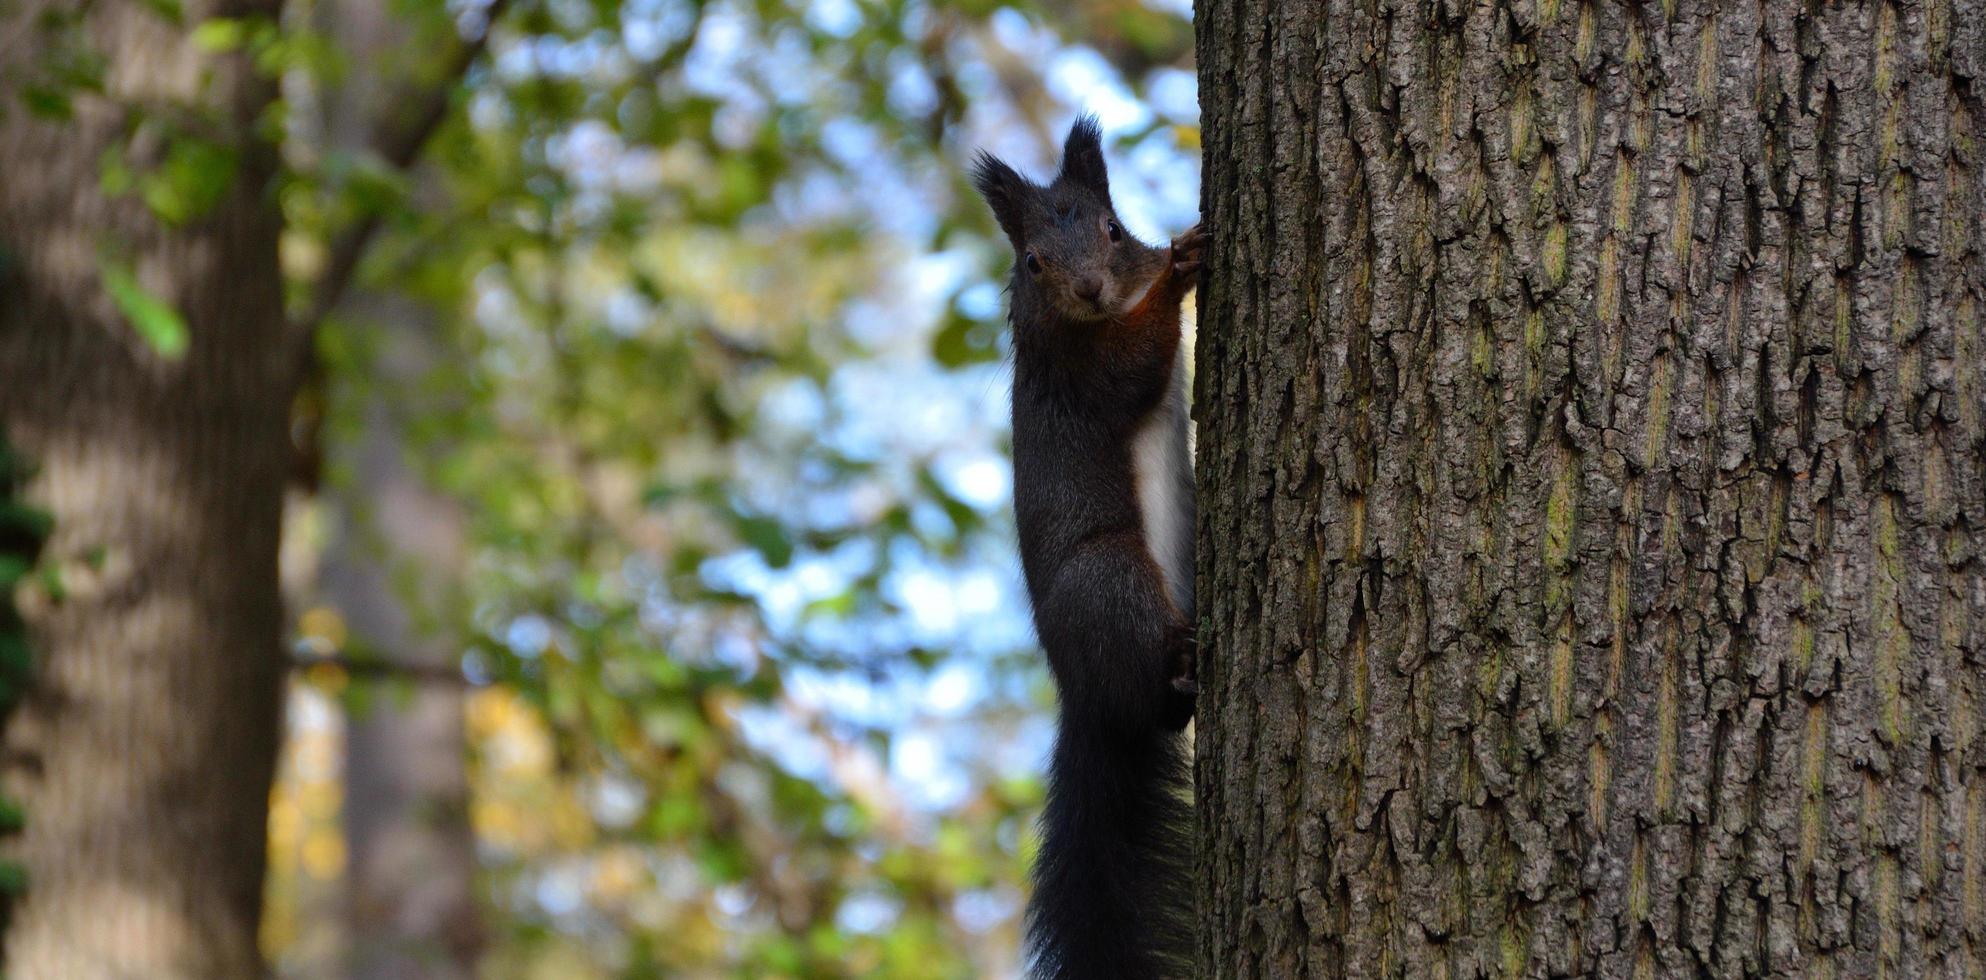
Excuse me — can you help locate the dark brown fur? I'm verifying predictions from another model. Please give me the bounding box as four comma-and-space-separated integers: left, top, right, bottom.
973, 117, 1205, 980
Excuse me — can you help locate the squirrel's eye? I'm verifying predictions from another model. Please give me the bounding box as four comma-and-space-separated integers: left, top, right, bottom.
1025, 251, 1042, 275
1106, 219, 1123, 243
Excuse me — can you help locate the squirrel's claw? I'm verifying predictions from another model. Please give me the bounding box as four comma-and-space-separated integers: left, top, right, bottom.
1168, 224, 1207, 283
1123, 221, 1207, 321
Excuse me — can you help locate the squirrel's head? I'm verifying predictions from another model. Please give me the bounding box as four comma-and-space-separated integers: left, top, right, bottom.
972, 117, 1167, 323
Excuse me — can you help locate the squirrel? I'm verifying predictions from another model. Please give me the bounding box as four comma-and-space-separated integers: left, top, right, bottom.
974, 117, 1204, 979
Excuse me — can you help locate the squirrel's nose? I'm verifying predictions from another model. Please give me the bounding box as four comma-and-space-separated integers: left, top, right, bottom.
1077, 278, 1103, 303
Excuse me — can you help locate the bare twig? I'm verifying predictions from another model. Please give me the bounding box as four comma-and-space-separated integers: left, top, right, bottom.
291, 652, 472, 687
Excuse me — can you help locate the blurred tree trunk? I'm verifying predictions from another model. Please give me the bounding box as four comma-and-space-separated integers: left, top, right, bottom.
0, 0, 291, 976
311, 2, 482, 977
1195, 1, 1984, 977
316, 296, 480, 979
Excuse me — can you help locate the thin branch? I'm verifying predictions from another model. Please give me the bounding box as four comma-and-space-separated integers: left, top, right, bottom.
291, 652, 472, 687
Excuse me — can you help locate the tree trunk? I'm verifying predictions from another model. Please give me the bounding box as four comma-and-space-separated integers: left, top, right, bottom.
305, 2, 484, 976
0, 1, 291, 976
1194, 1, 1984, 977
318, 296, 480, 980
319, 363, 480, 979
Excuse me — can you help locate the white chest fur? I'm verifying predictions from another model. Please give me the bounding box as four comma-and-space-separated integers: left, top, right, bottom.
1130, 359, 1194, 616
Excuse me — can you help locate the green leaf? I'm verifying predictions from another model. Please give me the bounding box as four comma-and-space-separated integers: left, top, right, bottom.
98, 146, 135, 196
37, 563, 65, 603
191, 18, 247, 52
733, 513, 794, 568
139, 0, 185, 25
803, 589, 857, 618
0, 861, 26, 896
20, 85, 73, 120
693, 836, 749, 883
338, 154, 413, 218
647, 794, 700, 837
140, 137, 237, 225
0, 633, 30, 675
0, 502, 52, 545
101, 260, 189, 359
931, 311, 1000, 368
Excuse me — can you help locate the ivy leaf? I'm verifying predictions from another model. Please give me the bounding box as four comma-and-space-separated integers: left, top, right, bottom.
100, 260, 189, 359
0, 502, 52, 553
20, 85, 74, 120
0, 861, 25, 897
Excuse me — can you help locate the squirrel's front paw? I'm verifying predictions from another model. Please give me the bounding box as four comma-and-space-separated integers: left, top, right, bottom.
1168, 224, 1207, 281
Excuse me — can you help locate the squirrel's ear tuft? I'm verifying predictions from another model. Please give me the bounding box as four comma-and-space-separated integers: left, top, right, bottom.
1056, 115, 1110, 198
972, 151, 1032, 247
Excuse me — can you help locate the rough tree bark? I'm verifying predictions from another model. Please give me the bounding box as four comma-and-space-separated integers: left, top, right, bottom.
1195, 1, 1984, 977
0, 0, 291, 975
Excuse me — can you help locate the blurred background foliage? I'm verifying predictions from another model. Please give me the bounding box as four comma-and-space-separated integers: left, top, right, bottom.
205, 0, 1207, 976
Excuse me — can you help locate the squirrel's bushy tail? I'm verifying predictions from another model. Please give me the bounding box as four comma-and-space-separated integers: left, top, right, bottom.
1026, 716, 1194, 979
